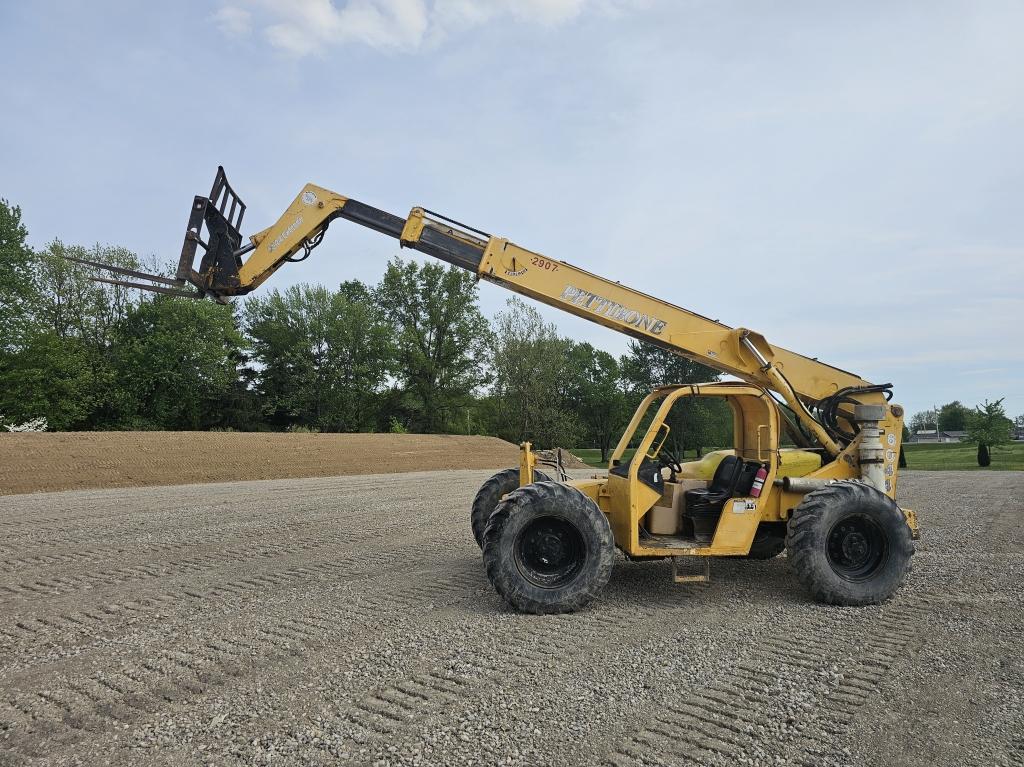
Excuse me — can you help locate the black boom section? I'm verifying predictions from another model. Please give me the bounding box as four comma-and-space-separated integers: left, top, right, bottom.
336, 199, 407, 238
337, 199, 485, 273
414, 225, 485, 272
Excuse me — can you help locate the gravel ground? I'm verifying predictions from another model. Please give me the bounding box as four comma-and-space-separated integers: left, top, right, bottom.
0, 470, 1021, 766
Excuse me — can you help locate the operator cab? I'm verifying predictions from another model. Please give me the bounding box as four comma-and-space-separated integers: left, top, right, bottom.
609, 383, 792, 553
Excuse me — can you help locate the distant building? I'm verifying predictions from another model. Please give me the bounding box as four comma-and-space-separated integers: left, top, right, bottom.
908, 429, 968, 444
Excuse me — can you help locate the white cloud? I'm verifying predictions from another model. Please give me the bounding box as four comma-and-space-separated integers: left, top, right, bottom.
214, 0, 642, 56
213, 5, 253, 37
434, 0, 585, 28
262, 0, 428, 55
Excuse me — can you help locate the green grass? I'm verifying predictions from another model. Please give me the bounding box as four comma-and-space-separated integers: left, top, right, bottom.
573, 448, 629, 468
573, 442, 1024, 471
902, 441, 1024, 471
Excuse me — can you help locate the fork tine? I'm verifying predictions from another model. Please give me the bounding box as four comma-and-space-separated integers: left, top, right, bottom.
63, 255, 187, 288
89, 276, 203, 299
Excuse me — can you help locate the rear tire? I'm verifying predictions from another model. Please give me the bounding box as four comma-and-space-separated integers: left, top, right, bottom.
786, 481, 913, 606
483, 481, 614, 614
471, 468, 550, 549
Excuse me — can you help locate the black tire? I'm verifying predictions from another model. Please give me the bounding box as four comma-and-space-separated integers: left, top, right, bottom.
471, 468, 550, 549
482, 481, 614, 614
786, 481, 914, 606
744, 523, 786, 560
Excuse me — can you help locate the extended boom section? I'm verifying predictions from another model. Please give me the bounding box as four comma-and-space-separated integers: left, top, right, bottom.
168, 170, 879, 404
91, 167, 900, 474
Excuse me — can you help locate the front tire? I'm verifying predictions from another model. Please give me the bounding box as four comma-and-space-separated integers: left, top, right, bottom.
786, 481, 913, 606
471, 468, 550, 549
483, 481, 614, 614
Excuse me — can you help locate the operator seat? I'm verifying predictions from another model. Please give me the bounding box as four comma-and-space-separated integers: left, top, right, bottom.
683, 454, 758, 543
684, 454, 743, 511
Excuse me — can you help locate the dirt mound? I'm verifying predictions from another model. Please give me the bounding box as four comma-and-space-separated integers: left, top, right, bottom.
535, 448, 591, 470
0, 432, 519, 495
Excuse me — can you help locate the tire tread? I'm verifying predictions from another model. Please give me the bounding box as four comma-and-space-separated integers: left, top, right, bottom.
482, 481, 614, 614
470, 468, 549, 548
786, 481, 913, 606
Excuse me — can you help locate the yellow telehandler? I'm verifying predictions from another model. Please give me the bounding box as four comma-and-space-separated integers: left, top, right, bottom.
89, 167, 918, 614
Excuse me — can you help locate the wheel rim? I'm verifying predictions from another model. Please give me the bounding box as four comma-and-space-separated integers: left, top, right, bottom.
826, 513, 888, 581
513, 515, 586, 589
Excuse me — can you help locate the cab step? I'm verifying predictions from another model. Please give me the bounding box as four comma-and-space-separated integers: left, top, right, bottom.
671, 556, 711, 584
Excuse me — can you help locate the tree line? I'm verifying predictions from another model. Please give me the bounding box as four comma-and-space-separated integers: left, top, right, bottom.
908, 399, 1019, 466
0, 198, 730, 455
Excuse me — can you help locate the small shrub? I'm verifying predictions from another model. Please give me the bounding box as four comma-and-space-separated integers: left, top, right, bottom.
978, 443, 991, 467
286, 424, 320, 434
389, 417, 408, 434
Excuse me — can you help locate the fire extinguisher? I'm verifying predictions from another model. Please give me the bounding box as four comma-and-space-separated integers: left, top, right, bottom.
749, 463, 768, 498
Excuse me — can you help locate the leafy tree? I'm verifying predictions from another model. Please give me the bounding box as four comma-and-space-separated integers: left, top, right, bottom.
967, 398, 1011, 466
34, 243, 147, 426
487, 298, 580, 449
33, 241, 141, 344
681, 396, 734, 456
620, 340, 726, 456
564, 342, 628, 461
0, 199, 36, 352
245, 282, 394, 431
209, 352, 264, 432
937, 401, 970, 432
113, 297, 244, 429
0, 333, 99, 430
377, 259, 490, 433
619, 340, 718, 395
0, 240, 147, 429
908, 410, 937, 434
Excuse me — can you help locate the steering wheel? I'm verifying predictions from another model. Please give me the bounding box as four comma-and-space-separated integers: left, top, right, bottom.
658, 447, 683, 476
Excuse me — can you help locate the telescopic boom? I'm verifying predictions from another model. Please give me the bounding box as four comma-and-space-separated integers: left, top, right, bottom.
88, 168, 898, 457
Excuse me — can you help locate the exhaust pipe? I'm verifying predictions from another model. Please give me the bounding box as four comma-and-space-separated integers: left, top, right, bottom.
778, 477, 835, 494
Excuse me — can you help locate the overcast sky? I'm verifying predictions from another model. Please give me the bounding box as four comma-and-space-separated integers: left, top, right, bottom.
2, 0, 1021, 421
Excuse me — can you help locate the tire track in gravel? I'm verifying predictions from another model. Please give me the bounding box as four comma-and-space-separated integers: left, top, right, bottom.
116, 571, 713, 765
0, 520, 404, 603
138, 554, 819, 766
0, 473, 476, 548
601, 596, 934, 767
0, 471, 498, 605
0, 553, 498, 760
24, 555, 933, 767
0, 511, 492, 669
0, 470, 518, 761
4, 470, 1009, 767
328, 599, 677, 750
256, 550, 934, 767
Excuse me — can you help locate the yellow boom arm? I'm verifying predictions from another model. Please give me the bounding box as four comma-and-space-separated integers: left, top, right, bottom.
130, 168, 895, 455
